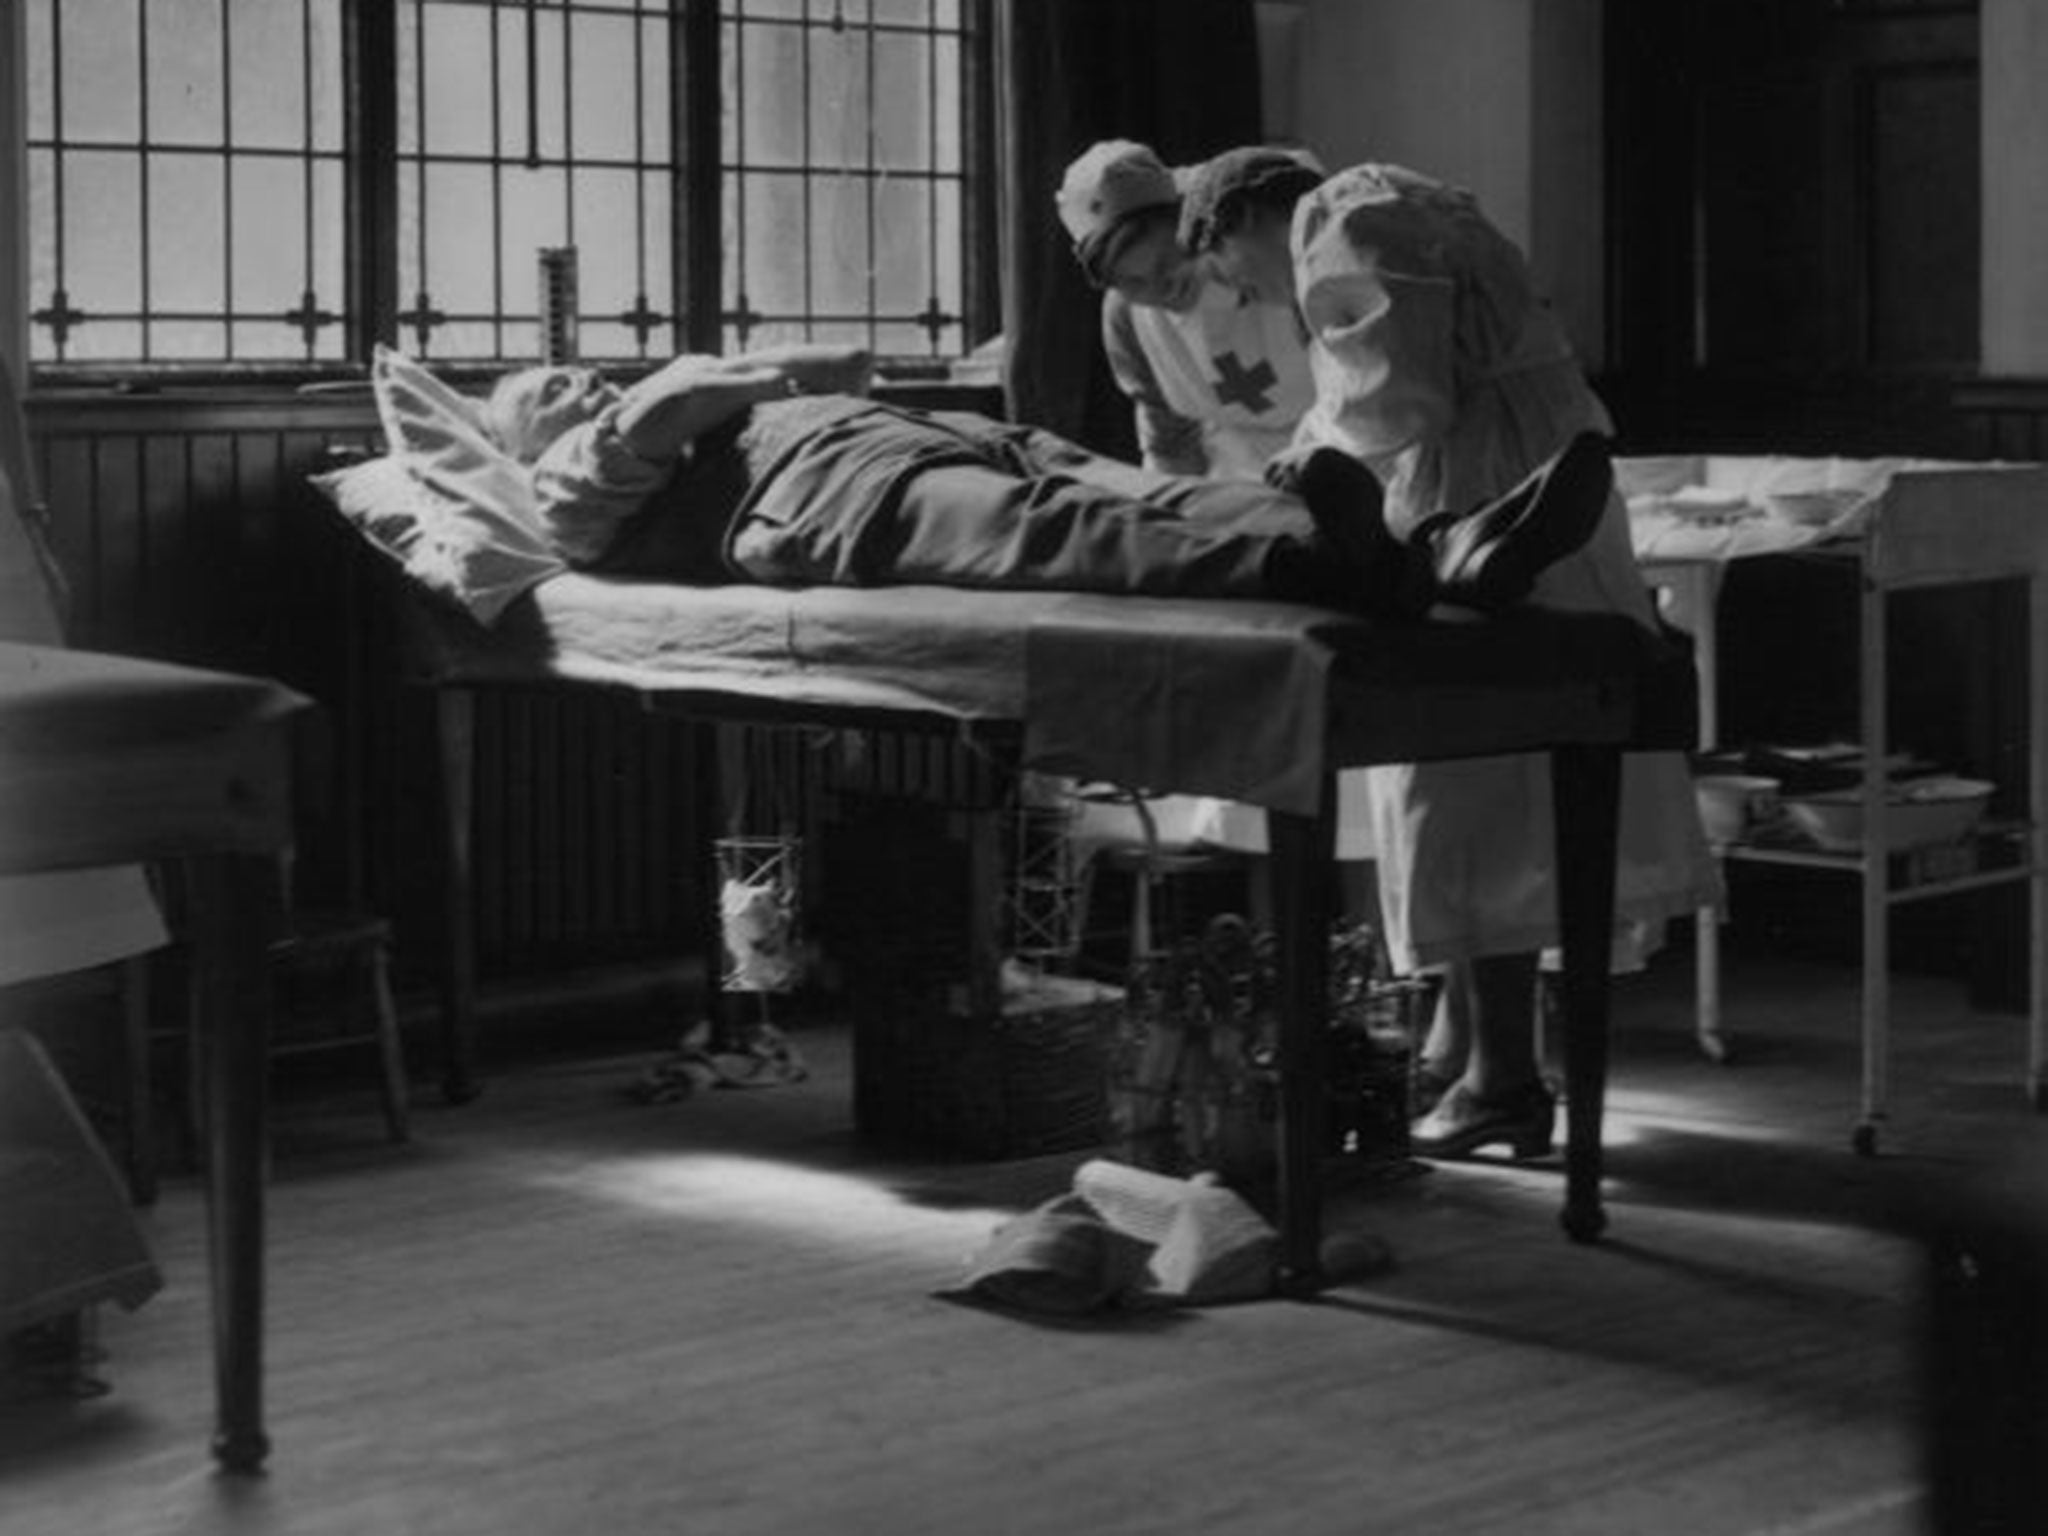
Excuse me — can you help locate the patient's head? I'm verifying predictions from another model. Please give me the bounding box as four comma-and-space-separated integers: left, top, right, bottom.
1178, 146, 1325, 307
486, 365, 620, 464
1056, 140, 1203, 313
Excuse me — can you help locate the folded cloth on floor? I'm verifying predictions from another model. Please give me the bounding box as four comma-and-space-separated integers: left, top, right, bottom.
940, 1159, 1285, 1315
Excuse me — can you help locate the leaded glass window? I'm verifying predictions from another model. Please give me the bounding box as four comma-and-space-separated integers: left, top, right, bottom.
22, 0, 992, 375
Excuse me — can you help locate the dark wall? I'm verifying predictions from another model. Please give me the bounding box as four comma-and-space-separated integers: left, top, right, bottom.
1603, 0, 1981, 458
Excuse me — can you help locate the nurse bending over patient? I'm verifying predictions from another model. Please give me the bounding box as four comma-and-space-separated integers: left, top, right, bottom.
483, 343, 1614, 627
1178, 148, 1721, 1159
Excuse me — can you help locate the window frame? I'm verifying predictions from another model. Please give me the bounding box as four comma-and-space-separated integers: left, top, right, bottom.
24, 0, 999, 391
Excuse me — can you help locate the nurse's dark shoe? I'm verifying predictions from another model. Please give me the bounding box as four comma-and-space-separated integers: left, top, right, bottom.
1288, 448, 1434, 619
1410, 1080, 1556, 1161
1414, 432, 1613, 613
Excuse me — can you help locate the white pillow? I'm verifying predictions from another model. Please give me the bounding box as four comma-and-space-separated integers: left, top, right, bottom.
370, 345, 545, 543
311, 455, 565, 626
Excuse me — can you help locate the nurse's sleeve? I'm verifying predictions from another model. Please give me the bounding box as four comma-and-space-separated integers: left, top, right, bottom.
1102, 293, 1206, 476
1297, 262, 1458, 463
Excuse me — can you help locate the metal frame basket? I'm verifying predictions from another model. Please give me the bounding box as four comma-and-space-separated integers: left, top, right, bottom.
1108, 915, 1439, 1185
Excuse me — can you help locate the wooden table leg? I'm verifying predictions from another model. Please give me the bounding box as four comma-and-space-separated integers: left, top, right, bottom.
1549, 743, 1622, 1243
434, 687, 481, 1104
188, 851, 281, 1474
1267, 782, 1336, 1293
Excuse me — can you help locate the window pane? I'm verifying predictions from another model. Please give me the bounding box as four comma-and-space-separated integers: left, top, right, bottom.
227, 0, 305, 150
637, 170, 675, 317
930, 34, 961, 175
421, 1, 500, 158
873, 320, 946, 357
231, 158, 309, 315
807, 26, 870, 168
27, 151, 59, 318
731, 317, 814, 353
431, 162, 510, 313
572, 169, 644, 320
870, 32, 929, 170
928, 177, 962, 315
65, 152, 144, 318
738, 173, 809, 317
809, 174, 871, 319
307, 2, 346, 152
310, 158, 347, 325
65, 319, 146, 364
529, 4, 569, 164
396, 5, 421, 152
807, 319, 874, 349
639, 16, 673, 162
148, 0, 225, 146
232, 320, 308, 360
872, 177, 928, 314
500, 167, 571, 290
737, 23, 806, 168
56, 0, 142, 146
437, 320, 527, 363
148, 155, 227, 314
576, 320, 646, 361
26, 3, 55, 139
150, 320, 230, 360
569, 11, 642, 163
397, 163, 424, 306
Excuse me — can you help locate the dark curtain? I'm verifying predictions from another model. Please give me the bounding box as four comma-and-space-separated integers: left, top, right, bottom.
994, 0, 1266, 458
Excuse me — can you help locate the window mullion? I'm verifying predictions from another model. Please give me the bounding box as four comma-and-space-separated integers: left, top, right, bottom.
676, 0, 721, 354
345, 0, 402, 359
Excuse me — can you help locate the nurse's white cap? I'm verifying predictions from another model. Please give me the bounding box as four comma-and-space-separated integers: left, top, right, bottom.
1056, 140, 1180, 278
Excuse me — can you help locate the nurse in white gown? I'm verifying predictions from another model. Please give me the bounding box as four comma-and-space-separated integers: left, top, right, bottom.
1180, 150, 1720, 1159
1056, 139, 1376, 871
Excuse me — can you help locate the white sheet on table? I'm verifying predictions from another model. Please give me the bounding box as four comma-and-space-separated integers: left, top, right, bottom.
1622, 453, 1969, 563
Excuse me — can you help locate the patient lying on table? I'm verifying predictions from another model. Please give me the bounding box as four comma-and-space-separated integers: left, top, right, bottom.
485, 344, 1615, 621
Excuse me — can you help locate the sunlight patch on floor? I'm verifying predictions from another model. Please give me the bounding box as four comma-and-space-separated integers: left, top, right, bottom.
1605, 1086, 1810, 1145
524, 1151, 1016, 1251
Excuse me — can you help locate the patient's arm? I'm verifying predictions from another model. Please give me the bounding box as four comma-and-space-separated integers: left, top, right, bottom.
534, 342, 876, 567
608, 344, 874, 461
733, 342, 875, 398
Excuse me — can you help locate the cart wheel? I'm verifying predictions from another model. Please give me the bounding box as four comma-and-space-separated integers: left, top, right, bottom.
1697, 1028, 1735, 1066
1851, 1122, 1878, 1157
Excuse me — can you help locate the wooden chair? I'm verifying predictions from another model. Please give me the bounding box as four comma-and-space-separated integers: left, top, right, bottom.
258, 874, 411, 1144
154, 860, 412, 1182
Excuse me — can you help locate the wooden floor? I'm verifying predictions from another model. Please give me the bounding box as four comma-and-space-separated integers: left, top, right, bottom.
3, 940, 2044, 1536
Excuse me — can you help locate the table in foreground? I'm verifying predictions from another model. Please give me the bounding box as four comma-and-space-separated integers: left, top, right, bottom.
0, 642, 308, 1472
